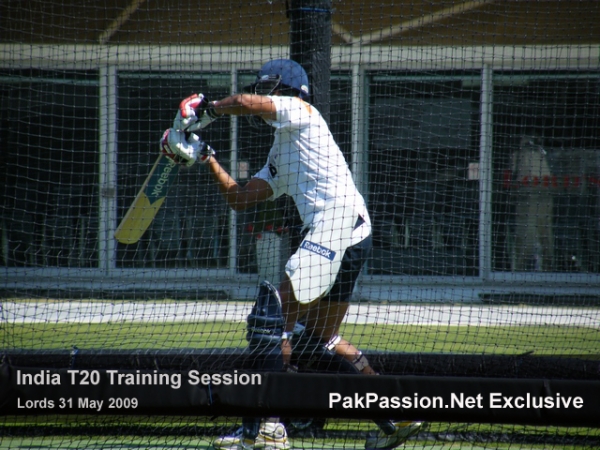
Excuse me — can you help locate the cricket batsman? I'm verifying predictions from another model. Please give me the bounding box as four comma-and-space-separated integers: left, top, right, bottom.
160, 59, 423, 450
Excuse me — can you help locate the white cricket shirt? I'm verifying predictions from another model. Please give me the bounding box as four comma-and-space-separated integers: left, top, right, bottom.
253, 95, 371, 244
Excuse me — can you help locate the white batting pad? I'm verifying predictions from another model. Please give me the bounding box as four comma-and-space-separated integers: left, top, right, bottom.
285, 202, 357, 304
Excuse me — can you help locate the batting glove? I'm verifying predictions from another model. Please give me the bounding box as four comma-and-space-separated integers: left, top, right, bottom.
173, 93, 220, 132
172, 94, 204, 131
160, 128, 216, 167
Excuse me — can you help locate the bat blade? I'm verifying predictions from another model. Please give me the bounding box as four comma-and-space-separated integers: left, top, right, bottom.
115, 155, 179, 244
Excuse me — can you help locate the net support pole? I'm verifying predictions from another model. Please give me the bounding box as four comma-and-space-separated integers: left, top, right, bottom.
479, 64, 494, 279
289, 0, 332, 124
99, 65, 118, 271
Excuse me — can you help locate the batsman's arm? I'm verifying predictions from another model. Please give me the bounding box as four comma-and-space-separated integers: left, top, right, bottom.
210, 94, 277, 122
177, 93, 276, 132
160, 129, 272, 210
205, 155, 273, 211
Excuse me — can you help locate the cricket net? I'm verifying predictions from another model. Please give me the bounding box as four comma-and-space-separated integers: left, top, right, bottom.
1, 0, 600, 449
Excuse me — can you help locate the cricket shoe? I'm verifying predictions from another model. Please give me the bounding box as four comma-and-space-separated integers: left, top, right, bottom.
212, 422, 290, 450
365, 421, 424, 449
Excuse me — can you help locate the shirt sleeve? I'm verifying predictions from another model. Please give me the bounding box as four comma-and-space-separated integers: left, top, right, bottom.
253, 159, 285, 200
265, 96, 309, 130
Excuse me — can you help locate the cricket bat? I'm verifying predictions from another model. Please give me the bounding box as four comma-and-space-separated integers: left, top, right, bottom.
114, 155, 179, 244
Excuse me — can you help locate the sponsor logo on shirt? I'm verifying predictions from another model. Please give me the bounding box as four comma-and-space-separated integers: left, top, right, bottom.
269, 163, 277, 178
302, 240, 336, 261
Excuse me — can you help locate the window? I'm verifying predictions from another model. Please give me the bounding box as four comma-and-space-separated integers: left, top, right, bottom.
0, 70, 98, 267
492, 73, 600, 273
367, 72, 481, 276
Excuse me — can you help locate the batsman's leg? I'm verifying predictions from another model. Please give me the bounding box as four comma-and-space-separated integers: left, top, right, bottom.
212, 281, 290, 450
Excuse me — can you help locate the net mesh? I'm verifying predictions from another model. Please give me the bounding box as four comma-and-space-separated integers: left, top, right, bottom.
1, 0, 600, 449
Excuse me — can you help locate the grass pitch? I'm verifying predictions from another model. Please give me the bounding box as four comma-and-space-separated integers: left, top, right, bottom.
0, 418, 597, 450
2, 320, 598, 357
2, 302, 598, 449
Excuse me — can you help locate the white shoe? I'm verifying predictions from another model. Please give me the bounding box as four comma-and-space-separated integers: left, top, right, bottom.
365, 421, 424, 449
213, 427, 243, 449
235, 438, 255, 450
213, 422, 290, 450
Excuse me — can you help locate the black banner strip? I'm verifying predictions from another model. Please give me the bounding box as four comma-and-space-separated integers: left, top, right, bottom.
1, 364, 599, 427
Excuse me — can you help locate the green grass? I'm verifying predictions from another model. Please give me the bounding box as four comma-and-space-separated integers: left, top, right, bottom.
0, 418, 597, 450
2, 313, 598, 449
0, 436, 516, 450
0, 436, 575, 450
340, 324, 600, 356
1, 321, 248, 351
2, 321, 598, 356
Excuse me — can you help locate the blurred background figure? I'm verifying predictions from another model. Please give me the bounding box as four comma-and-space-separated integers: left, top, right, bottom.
510, 134, 555, 271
